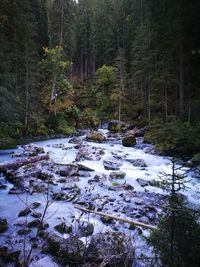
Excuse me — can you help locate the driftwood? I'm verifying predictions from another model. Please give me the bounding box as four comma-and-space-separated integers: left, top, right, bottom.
74, 205, 158, 230
0, 154, 49, 172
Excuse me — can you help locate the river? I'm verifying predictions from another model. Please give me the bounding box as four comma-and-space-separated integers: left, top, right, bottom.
0, 129, 199, 266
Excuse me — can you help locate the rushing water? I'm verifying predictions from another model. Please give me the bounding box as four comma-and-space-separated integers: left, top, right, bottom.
0, 129, 199, 266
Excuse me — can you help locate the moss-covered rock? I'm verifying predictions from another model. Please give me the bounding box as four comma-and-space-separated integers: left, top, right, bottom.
109, 171, 126, 179
54, 222, 72, 234
122, 135, 136, 147
86, 131, 107, 143
46, 233, 85, 264
0, 137, 16, 149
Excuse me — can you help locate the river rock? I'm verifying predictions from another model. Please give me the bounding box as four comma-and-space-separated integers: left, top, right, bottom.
109, 171, 126, 179
86, 231, 134, 267
78, 164, 94, 172
103, 160, 122, 170
21, 144, 45, 156
86, 131, 107, 143
30, 202, 41, 209
127, 158, 147, 167
27, 219, 41, 228
93, 174, 107, 182
0, 249, 21, 263
136, 178, 150, 187
77, 220, 94, 237
0, 218, 8, 233
46, 233, 84, 264
18, 228, 32, 235
122, 135, 136, 147
76, 145, 104, 161
0, 182, 7, 189
18, 207, 31, 217
54, 222, 72, 234
55, 164, 79, 177
8, 186, 25, 194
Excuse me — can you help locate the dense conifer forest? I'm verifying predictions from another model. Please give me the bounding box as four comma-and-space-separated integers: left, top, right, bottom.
0, 0, 200, 158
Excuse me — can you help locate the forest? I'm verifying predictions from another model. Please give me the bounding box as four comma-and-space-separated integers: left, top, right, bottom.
0, 0, 200, 158
0, 1, 200, 267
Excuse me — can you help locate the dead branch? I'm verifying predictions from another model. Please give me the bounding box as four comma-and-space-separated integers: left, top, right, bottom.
74, 205, 158, 230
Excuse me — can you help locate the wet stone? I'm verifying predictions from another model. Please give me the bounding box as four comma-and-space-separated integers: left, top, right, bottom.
54, 222, 72, 234
0, 218, 8, 233
18, 207, 31, 217
109, 171, 126, 180
77, 220, 94, 237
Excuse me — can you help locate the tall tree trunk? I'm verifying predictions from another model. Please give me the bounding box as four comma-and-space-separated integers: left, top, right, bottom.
140, 0, 143, 25
148, 26, 151, 126
179, 24, 184, 118
25, 49, 29, 129
80, 51, 83, 81
165, 85, 168, 122
59, 0, 64, 47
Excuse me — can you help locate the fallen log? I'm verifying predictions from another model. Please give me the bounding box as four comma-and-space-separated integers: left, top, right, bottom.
0, 154, 49, 172
74, 205, 158, 230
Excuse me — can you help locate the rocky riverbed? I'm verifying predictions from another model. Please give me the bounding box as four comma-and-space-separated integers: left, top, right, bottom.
0, 129, 199, 267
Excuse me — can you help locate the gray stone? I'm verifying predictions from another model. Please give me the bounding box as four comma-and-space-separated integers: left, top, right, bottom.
127, 158, 147, 167
54, 222, 72, 234
103, 160, 122, 170
77, 220, 94, 237
109, 171, 126, 179
136, 178, 150, 187
46, 233, 84, 264
86, 231, 135, 267
18, 207, 31, 217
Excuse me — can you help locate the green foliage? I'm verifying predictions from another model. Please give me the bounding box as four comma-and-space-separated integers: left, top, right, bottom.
148, 207, 200, 267
0, 138, 16, 149
96, 65, 116, 87
39, 46, 73, 114
45, 112, 75, 135
144, 122, 200, 158
81, 108, 100, 129
148, 160, 200, 267
191, 153, 200, 165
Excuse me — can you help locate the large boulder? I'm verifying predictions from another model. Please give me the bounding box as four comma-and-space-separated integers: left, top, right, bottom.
86, 132, 107, 143
86, 231, 134, 267
122, 135, 136, 147
46, 233, 84, 264
55, 164, 79, 177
